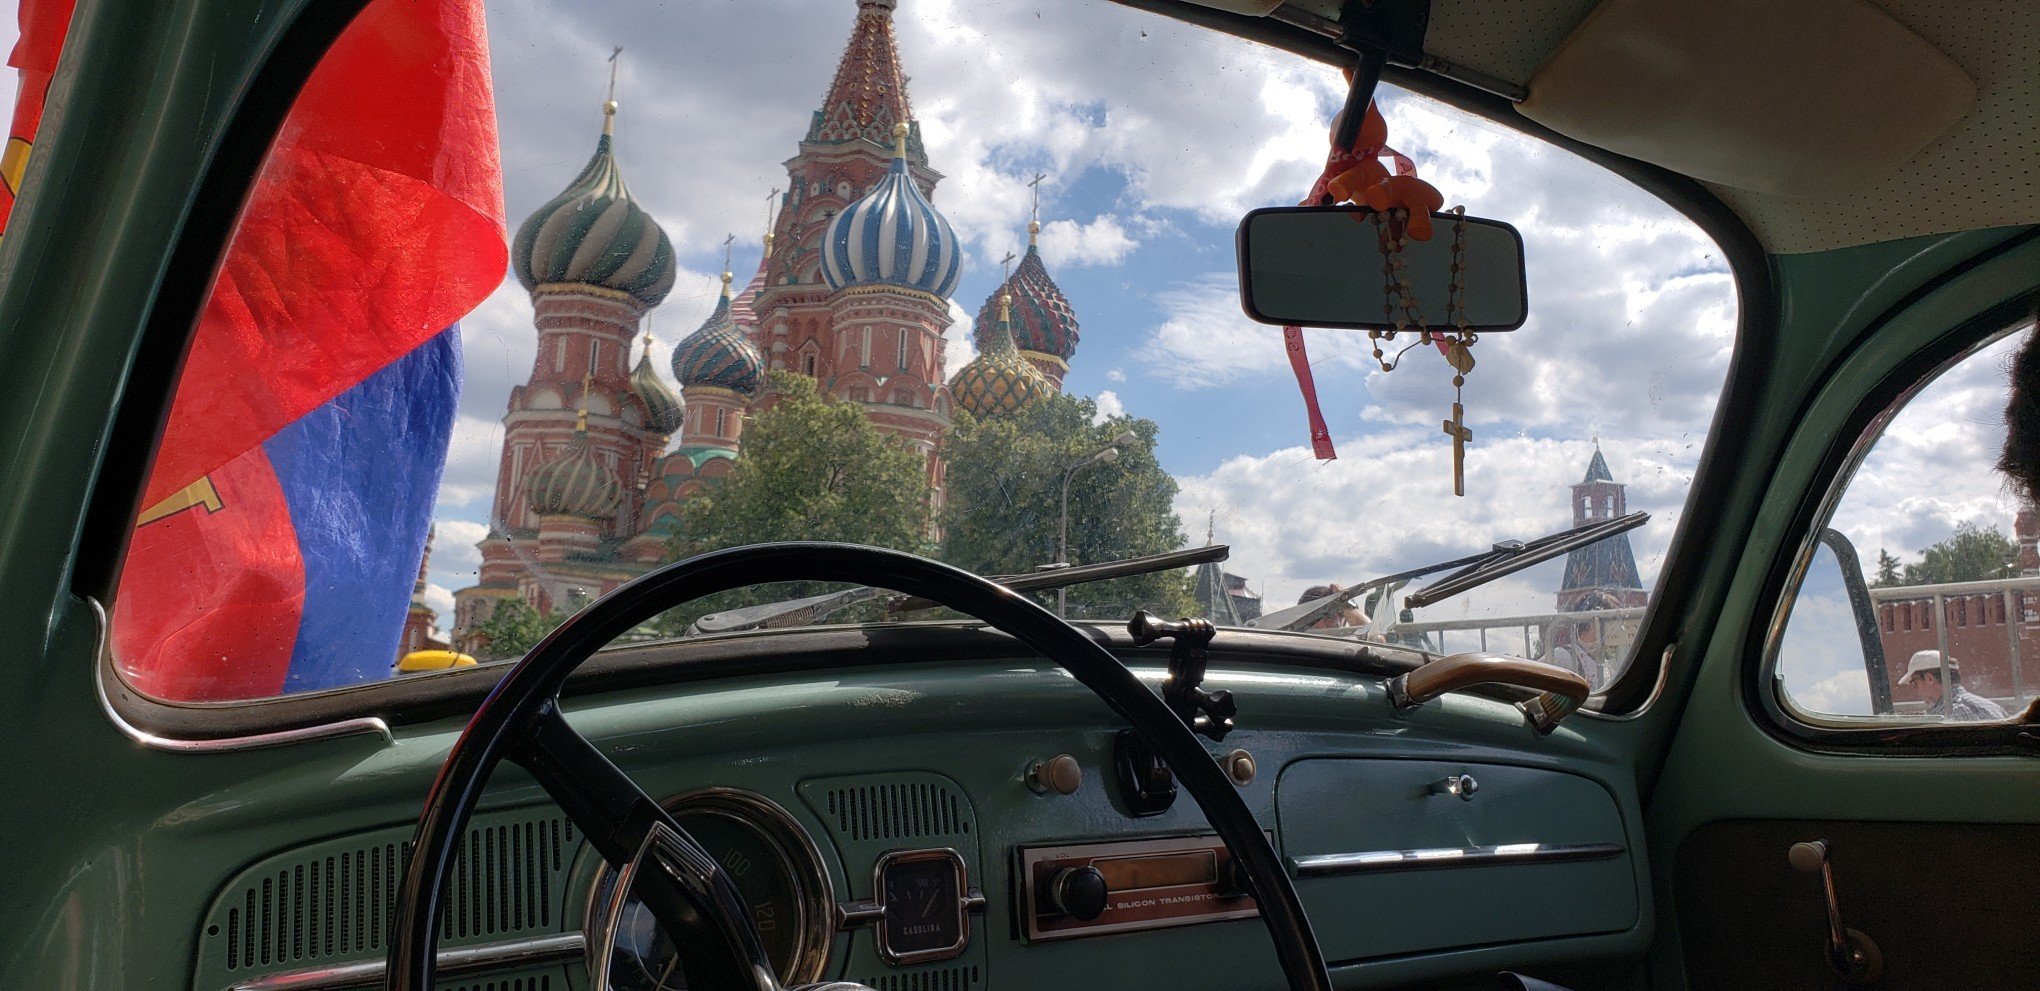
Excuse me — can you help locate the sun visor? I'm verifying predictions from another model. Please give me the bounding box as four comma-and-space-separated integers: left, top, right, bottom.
1517, 0, 1974, 196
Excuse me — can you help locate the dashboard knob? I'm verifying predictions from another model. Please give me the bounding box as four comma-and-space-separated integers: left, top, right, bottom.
1051, 866, 1109, 921
1028, 754, 1083, 795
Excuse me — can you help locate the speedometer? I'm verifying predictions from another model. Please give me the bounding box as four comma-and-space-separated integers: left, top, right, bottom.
586, 789, 835, 991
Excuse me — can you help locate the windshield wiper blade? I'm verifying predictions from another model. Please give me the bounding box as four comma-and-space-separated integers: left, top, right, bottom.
687, 544, 1230, 634
1247, 511, 1649, 632
1402, 511, 1648, 609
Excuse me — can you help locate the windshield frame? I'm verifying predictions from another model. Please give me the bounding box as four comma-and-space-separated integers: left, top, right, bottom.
67, 0, 1772, 737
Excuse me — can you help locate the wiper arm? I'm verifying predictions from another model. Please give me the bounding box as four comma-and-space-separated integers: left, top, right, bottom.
688, 544, 1230, 634
1247, 511, 1648, 632
1403, 511, 1648, 608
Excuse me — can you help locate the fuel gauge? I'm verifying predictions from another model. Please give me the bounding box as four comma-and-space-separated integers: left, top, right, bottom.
873, 849, 973, 965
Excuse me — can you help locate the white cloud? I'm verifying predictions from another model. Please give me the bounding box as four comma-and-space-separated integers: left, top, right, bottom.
944, 299, 980, 375
1092, 389, 1126, 424
1107, 368, 1126, 382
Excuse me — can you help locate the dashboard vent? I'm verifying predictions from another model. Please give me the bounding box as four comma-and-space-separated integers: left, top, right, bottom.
860, 965, 981, 991
211, 812, 577, 973
820, 780, 970, 842
442, 977, 553, 991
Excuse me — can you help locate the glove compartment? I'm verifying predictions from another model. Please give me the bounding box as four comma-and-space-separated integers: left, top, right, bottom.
1276, 758, 1640, 961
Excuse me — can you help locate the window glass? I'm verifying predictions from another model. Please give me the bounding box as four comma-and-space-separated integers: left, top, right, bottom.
103, 0, 1733, 702
1778, 327, 2034, 724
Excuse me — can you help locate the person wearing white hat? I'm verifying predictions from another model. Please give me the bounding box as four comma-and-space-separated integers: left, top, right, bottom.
1898, 650, 2007, 721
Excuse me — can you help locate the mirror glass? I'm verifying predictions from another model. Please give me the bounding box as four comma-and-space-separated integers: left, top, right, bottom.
1236, 207, 1527, 331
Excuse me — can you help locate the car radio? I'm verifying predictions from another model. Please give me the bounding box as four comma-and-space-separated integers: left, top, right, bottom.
1014, 833, 1261, 942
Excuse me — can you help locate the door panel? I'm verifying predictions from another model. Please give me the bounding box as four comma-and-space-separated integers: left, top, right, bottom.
1675, 819, 2040, 990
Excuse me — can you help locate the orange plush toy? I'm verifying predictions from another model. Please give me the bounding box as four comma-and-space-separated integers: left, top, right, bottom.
1315, 81, 1445, 240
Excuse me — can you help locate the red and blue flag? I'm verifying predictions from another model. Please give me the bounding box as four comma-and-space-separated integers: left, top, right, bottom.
104, 0, 507, 700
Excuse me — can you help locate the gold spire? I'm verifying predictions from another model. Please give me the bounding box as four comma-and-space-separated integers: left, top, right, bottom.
603, 47, 623, 135
762, 187, 780, 260
1027, 171, 1046, 247
576, 372, 593, 431
721, 233, 736, 295
892, 120, 909, 158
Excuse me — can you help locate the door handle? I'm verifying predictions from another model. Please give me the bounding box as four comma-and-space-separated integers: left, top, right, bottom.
1788, 839, 1883, 985
1385, 652, 1591, 734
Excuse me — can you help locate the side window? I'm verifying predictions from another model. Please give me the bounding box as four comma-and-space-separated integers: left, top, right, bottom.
1777, 327, 2035, 724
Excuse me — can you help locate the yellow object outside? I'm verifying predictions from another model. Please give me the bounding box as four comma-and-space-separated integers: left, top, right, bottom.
397, 649, 477, 672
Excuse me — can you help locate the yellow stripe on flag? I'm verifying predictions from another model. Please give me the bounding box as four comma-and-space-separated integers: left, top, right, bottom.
1, 137, 31, 196
138, 476, 224, 526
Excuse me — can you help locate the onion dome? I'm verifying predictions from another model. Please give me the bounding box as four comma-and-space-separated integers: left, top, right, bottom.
951, 292, 1049, 418
512, 104, 677, 307
526, 412, 624, 519
821, 122, 961, 299
671, 273, 765, 396
631, 337, 685, 436
974, 228, 1079, 361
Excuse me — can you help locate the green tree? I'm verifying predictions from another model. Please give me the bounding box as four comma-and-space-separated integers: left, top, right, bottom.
1901, 522, 2018, 585
939, 393, 1192, 620
1873, 548, 1902, 587
468, 598, 563, 661
645, 372, 935, 634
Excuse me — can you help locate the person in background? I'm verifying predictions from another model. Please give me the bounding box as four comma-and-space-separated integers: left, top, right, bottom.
1898, 650, 2007, 721
1537, 615, 1604, 692
1298, 584, 1370, 633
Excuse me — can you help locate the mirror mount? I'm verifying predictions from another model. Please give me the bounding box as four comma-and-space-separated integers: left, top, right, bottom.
1329, 0, 1433, 154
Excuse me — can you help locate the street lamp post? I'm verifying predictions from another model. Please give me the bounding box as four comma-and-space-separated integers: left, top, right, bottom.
1058, 430, 1139, 617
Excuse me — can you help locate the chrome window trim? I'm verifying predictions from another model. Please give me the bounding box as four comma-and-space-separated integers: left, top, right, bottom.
1760, 323, 2029, 731
88, 597, 394, 752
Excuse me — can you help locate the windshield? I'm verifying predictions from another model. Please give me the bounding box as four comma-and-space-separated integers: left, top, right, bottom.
97, 0, 1734, 703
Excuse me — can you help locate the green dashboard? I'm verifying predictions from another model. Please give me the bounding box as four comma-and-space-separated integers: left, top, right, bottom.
128, 626, 1648, 991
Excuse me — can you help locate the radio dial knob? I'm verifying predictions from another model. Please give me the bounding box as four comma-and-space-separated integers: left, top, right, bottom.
1051, 865, 1109, 921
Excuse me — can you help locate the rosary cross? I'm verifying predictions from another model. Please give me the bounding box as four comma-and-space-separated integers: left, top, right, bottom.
1442, 401, 1471, 496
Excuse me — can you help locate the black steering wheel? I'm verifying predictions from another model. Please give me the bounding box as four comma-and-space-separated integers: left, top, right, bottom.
389, 542, 1330, 991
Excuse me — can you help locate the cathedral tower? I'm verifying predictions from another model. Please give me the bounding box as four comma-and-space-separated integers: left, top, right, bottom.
1556, 446, 1648, 611
453, 97, 678, 637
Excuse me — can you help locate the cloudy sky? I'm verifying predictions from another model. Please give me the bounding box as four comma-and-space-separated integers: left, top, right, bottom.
422, 0, 1739, 677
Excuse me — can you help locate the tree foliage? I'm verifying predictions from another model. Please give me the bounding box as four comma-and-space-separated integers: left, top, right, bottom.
939, 393, 1192, 620
1895, 522, 2017, 586
645, 372, 935, 634
468, 598, 563, 661
1872, 548, 1902, 587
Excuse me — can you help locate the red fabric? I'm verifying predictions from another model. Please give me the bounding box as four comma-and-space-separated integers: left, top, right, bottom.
141, 0, 507, 507
112, 451, 303, 700
0, 0, 76, 231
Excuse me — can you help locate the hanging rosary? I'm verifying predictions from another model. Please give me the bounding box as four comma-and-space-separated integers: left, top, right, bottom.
1288, 89, 1482, 496
1365, 204, 1477, 495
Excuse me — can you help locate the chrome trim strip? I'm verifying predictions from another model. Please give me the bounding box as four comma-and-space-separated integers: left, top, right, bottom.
1579, 642, 1676, 722
87, 597, 393, 752
1291, 842, 1625, 878
223, 933, 585, 991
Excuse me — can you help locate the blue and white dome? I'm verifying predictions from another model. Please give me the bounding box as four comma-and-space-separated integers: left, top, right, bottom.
821, 124, 962, 299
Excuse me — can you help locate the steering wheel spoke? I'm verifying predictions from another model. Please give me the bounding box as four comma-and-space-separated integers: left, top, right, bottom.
511, 703, 780, 991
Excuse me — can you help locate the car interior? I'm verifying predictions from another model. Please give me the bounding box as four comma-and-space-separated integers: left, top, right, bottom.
0, 0, 2036, 990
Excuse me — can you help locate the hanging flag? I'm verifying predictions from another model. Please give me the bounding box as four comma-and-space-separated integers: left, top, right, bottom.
111, 0, 505, 701
1, 0, 77, 237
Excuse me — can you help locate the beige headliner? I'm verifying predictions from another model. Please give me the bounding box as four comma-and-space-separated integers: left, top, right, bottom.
1281, 0, 2040, 254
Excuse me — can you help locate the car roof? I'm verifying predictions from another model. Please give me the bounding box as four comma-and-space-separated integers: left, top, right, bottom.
1189, 0, 2040, 254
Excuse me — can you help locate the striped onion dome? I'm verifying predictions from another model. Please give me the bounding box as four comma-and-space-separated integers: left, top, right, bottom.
951, 293, 1049, 418
671, 276, 765, 396
525, 418, 624, 519
974, 234, 1079, 361
512, 107, 676, 307
631, 342, 685, 436
821, 122, 961, 299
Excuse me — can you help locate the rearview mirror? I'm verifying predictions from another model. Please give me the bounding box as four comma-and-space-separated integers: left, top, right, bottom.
1235, 206, 1528, 331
